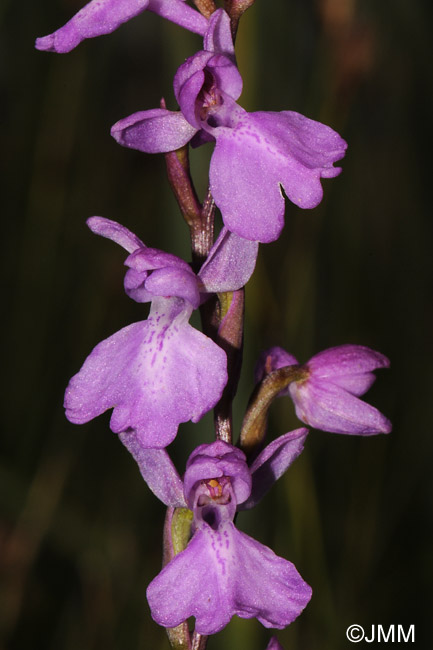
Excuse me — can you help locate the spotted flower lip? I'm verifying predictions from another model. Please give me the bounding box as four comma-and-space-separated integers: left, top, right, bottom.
255, 344, 391, 435
64, 217, 257, 449
141, 436, 311, 635
35, 0, 208, 54
111, 8, 347, 243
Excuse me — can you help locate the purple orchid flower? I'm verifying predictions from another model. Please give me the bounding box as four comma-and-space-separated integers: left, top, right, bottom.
64, 217, 258, 448
255, 344, 391, 435
111, 9, 347, 243
35, 0, 208, 54
121, 431, 311, 634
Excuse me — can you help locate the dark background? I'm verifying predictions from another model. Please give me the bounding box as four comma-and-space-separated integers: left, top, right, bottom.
2, 0, 432, 648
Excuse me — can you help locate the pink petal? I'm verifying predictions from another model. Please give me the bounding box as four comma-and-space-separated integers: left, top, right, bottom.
241, 428, 309, 509
290, 379, 392, 435
35, 0, 207, 54
87, 216, 145, 254
203, 8, 235, 59
198, 227, 258, 292
308, 344, 390, 378
144, 267, 200, 308
35, 0, 151, 53
111, 108, 198, 153
119, 431, 186, 507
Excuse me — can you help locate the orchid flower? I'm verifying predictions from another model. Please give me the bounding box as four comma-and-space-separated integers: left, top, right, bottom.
119, 432, 312, 634
64, 217, 257, 448
255, 344, 391, 435
112, 9, 347, 243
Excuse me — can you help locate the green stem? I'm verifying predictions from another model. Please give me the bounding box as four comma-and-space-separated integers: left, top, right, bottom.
163, 508, 194, 650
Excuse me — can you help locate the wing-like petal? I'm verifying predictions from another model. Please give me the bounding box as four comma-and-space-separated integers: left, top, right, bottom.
111, 109, 198, 153
87, 216, 145, 253
198, 227, 258, 292
36, 0, 207, 54
36, 0, 150, 53
307, 344, 390, 394
203, 8, 235, 60
290, 380, 391, 435
119, 431, 186, 507
144, 267, 200, 308
241, 428, 308, 510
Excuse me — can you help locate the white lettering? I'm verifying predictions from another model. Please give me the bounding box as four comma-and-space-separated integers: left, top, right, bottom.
347, 623, 415, 643
398, 625, 415, 643
377, 625, 395, 643
364, 626, 375, 643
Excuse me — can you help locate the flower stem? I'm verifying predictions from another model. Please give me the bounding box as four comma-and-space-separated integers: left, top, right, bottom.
240, 365, 308, 454
191, 187, 215, 267
213, 290, 245, 443
224, 0, 256, 39
164, 144, 201, 229
191, 630, 208, 650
